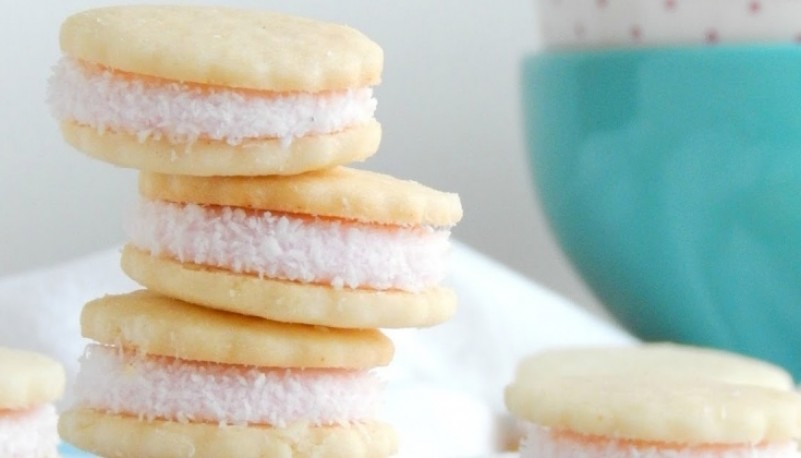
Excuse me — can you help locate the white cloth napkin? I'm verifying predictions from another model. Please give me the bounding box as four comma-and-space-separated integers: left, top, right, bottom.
0, 241, 633, 457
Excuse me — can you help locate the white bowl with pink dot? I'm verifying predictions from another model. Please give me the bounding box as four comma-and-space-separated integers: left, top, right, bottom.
537, 0, 801, 49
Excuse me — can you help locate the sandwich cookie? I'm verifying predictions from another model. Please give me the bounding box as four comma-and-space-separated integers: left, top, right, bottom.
506, 377, 801, 458
59, 290, 398, 458
48, 5, 383, 176
122, 166, 463, 328
0, 346, 65, 458
505, 344, 801, 457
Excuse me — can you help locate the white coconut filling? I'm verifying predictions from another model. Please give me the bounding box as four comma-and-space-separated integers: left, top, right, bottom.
47, 57, 377, 145
73, 345, 384, 427
127, 199, 451, 291
0, 404, 59, 458
520, 424, 801, 458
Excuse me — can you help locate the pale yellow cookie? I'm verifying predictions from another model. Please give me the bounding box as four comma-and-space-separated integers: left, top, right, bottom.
139, 166, 463, 227
505, 375, 801, 445
82, 290, 394, 369
59, 408, 397, 458
514, 343, 794, 391
0, 347, 65, 410
61, 120, 381, 177
59, 5, 382, 91
120, 246, 457, 329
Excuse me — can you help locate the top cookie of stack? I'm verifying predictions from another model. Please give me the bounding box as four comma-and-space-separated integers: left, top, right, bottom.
48, 5, 383, 176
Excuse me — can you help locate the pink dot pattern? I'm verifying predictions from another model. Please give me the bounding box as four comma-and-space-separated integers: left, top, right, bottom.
536, 0, 801, 49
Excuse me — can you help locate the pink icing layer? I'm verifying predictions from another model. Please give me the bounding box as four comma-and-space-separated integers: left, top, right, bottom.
520, 424, 801, 458
47, 57, 377, 145
0, 404, 59, 458
127, 199, 451, 292
73, 345, 384, 427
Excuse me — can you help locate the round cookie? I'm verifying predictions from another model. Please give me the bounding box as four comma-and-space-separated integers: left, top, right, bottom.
65, 291, 396, 456
61, 120, 382, 177
50, 5, 384, 176
514, 343, 794, 391
60, 409, 398, 458
0, 347, 65, 410
505, 375, 801, 445
505, 344, 801, 456
120, 246, 457, 329
138, 166, 463, 227
82, 290, 394, 368
126, 167, 462, 328
59, 5, 382, 91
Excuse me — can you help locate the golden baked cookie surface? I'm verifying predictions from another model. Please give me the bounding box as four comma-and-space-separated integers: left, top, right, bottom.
60, 5, 383, 91
61, 120, 381, 177
505, 375, 801, 444
514, 343, 794, 391
81, 290, 394, 369
139, 167, 463, 227
0, 347, 65, 409
121, 246, 458, 329
59, 409, 398, 458
505, 344, 801, 444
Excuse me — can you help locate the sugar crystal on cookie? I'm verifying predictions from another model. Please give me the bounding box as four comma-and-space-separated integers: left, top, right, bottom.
0, 405, 60, 458
75, 344, 385, 427
128, 199, 451, 292
49, 57, 377, 146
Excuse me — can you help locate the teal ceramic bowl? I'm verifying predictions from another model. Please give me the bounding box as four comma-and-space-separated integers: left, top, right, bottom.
522, 45, 801, 378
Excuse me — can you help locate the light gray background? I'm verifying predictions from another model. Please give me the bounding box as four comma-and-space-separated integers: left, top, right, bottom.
0, 0, 601, 313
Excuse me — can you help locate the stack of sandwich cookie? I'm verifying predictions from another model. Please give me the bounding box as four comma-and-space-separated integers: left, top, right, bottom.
0, 346, 65, 458
505, 343, 801, 457
50, 5, 462, 457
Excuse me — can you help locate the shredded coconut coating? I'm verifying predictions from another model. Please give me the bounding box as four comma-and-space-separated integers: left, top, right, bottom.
127, 199, 451, 291
520, 424, 801, 458
47, 57, 377, 145
73, 345, 385, 427
0, 405, 59, 458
